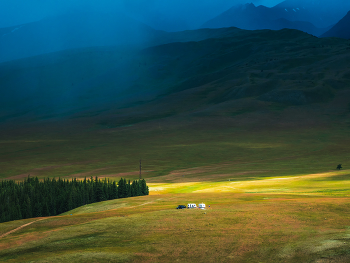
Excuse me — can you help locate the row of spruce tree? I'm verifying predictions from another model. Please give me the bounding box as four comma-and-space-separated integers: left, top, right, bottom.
0, 176, 149, 223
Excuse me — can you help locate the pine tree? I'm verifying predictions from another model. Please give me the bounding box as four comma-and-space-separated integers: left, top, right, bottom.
141, 179, 149, 195
118, 178, 126, 198
96, 184, 106, 202
127, 180, 131, 197
24, 196, 32, 219
131, 181, 136, 197
42, 201, 50, 217
112, 181, 118, 199
103, 178, 108, 200
136, 180, 142, 196
34, 202, 42, 217
89, 185, 95, 203
16, 204, 22, 220
67, 192, 73, 211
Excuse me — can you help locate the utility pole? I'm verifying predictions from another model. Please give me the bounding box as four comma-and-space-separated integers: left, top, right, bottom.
139, 159, 142, 180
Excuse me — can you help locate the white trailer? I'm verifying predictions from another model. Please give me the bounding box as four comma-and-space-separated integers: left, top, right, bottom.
198, 203, 206, 209
187, 203, 197, 209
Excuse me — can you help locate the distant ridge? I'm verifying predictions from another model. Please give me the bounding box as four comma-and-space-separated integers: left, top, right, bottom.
274, 0, 350, 28
202, 0, 350, 36
320, 11, 350, 39
202, 3, 328, 37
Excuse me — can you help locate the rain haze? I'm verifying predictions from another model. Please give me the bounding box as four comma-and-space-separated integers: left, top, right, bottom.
0, 0, 349, 114
0, 0, 294, 29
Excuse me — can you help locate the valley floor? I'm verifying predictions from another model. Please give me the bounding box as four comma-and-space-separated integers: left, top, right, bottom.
1, 116, 350, 262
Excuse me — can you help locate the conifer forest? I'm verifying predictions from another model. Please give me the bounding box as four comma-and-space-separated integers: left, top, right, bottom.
0, 176, 149, 223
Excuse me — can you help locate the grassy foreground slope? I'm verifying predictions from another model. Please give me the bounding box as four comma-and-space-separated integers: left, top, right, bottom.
1, 190, 350, 262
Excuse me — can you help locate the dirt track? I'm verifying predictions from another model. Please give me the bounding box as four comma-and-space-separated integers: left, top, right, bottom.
0, 218, 46, 239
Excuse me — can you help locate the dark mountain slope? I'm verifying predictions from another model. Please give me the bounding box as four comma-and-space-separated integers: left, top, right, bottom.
321, 11, 350, 39
269, 18, 327, 36
1, 27, 350, 127
108, 29, 349, 125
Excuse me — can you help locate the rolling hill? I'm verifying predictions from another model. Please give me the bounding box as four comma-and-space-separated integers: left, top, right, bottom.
1, 27, 350, 128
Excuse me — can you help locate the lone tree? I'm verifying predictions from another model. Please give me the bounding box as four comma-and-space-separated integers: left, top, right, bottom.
337, 164, 342, 170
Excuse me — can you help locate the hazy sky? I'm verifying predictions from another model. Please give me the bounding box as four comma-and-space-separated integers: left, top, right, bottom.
0, 0, 283, 28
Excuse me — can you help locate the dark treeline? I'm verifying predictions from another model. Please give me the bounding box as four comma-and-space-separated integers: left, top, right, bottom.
0, 176, 149, 223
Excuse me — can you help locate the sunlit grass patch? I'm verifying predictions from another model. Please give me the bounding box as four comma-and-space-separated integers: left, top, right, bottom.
149, 170, 350, 196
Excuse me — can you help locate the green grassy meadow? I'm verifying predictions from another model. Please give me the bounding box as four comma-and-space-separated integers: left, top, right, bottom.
1, 193, 350, 262
1, 113, 350, 262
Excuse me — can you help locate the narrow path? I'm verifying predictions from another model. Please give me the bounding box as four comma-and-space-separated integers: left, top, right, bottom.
0, 218, 46, 239
124, 201, 154, 209
0, 197, 176, 239
112, 197, 176, 211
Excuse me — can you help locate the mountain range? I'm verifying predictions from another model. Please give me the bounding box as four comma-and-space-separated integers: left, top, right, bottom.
2, 1, 350, 64
274, 0, 350, 27
202, 0, 350, 37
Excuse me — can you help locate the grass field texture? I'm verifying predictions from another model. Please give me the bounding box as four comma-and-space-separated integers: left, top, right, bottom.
1, 116, 350, 262
1, 191, 350, 262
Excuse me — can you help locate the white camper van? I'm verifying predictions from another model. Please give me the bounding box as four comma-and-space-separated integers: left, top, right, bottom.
198, 203, 206, 209
187, 203, 197, 209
